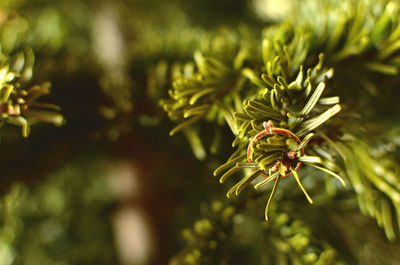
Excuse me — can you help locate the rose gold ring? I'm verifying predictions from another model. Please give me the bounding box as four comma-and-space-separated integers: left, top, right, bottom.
247, 120, 304, 178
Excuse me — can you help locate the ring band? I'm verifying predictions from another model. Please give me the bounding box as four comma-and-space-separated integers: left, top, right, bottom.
247, 120, 304, 178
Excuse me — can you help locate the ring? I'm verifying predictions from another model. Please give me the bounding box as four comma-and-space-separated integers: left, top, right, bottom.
247, 120, 304, 178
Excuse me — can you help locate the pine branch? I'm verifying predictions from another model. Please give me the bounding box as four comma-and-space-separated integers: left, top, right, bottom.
216, 55, 344, 220
170, 199, 347, 265
169, 200, 235, 265
159, 0, 400, 234
159, 29, 258, 159
262, 209, 346, 265
336, 139, 400, 241
0, 47, 64, 137
289, 0, 400, 75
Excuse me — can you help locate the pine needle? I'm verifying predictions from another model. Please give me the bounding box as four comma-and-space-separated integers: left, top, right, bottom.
291, 168, 313, 204
265, 175, 281, 221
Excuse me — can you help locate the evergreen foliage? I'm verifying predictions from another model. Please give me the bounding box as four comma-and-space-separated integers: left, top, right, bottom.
1, 0, 400, 264
0, 20, 63, 136
160, 0, 400, 244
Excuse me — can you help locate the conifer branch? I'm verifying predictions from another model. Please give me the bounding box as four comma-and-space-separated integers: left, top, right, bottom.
0, 47, 64, 137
